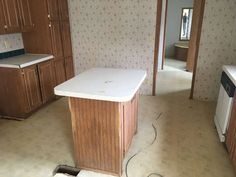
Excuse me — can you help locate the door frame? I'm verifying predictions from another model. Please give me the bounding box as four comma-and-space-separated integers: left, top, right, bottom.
152, 0, 206, 97
152, 0, 163, 95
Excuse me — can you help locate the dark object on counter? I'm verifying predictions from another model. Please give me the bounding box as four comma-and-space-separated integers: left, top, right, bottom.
0, 49, 25, 60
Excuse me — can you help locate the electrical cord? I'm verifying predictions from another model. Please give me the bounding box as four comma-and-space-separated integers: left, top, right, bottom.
125, 112, 164, 177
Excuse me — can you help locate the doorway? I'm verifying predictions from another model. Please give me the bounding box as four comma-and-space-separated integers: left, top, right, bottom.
152, 0, 205, 97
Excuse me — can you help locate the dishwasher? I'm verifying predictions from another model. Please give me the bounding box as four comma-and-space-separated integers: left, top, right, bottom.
214, 71, 235, 142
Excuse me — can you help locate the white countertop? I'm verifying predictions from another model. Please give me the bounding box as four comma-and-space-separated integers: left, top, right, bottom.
54, 68, 147, 102
223, 65, 236, 86
0, 54, 54, 68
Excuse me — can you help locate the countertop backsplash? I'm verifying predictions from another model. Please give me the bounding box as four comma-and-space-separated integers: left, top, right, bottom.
0, 33, 24, 53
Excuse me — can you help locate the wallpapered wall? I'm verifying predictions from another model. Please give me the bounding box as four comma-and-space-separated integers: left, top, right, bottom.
193, 0, 236, 101
68, 0, 157, 94
0, 33, 24, 53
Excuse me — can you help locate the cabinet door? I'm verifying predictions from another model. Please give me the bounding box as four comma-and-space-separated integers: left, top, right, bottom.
58, 0, 69, 21
54, 59, 66, 85
2, 0, 21, 33
23, 65, 42, 111
0, 0, 6, 34
17, 0, 34, 32
38, 60, 56, 103
65, 57, 74, 80
226, 93, 236, 157
47, 0, 59, 21
50, 21, 64, 59
0, 68, 30, 118
61, 20, 73, 57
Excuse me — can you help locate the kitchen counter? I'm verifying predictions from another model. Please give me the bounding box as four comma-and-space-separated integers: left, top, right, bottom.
0, 54, 53, 68
54, 68, 147, 102
223, 65, 236, 86
54, 68, 146, 176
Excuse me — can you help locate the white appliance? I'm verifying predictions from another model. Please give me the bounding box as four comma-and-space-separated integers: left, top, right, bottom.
214, 71, 235, 142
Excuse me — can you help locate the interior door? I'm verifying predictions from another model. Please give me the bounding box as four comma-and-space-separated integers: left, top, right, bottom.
0, 0, 6, 34
2, 0, 21, 33
17, 0, 34, 32
23, 65, 42, 111
38, 60, 56, 103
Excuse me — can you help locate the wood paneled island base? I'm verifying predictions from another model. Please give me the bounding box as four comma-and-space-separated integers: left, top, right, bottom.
68, 93, 138, 176
54, 68, 146, 176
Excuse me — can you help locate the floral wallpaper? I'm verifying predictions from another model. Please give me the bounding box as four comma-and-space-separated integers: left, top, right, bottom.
193, 0, 236, 101
68, 0, 157, 94
0, 33, 24, 53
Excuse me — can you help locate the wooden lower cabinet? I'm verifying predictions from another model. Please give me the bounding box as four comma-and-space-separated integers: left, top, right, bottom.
123, 93, 138, 155
68, 93, 139, 176
54, 59, 66, 85
226, 92, 236, 169
0, 68, 30, 118
23, 65, 42, 111
0, 60, 56, 119
65, 57, 74, 80
38, 60, 56, 103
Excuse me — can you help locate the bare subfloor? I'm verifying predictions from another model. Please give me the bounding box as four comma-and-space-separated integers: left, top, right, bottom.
0, 65, 235, 177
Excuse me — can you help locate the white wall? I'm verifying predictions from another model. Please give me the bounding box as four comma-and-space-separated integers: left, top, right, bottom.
193, 0, 236, 101
68, 0, 157, 95
165, 0, 193, 57
0, 33, 24, 53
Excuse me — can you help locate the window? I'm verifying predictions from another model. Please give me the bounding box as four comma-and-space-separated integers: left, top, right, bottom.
180, 8, 193, 41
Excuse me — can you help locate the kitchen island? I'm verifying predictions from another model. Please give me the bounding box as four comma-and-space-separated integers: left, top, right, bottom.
54, 68, 146, 176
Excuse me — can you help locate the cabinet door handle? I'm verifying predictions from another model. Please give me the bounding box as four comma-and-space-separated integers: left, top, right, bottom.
49, 23, 52, 28
4, 25, 7, 29
48, 14, 51, 19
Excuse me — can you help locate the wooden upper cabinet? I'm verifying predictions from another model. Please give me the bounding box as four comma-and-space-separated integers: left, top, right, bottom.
2, 0, 21, 33
58, 0, 69, 21
0, 0, 6, 34
61, 21, 73, 58
47, 0, 60, 21
23, 65, 42, 111
50, 21, 64, 59
17, 0, 34, 32
1, 0, 34, 33
38, 60, 56, 103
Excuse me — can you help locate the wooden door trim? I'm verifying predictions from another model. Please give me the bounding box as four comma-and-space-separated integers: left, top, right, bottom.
161, 0, 168, 70
189, 0, 205, 99
152, 0, 162, 96
152, 0, 206, 97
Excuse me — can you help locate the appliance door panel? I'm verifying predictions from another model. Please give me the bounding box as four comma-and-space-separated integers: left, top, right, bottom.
215, 85, 233, 134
